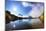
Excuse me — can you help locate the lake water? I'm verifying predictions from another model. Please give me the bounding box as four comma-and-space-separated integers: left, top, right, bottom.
6, 18, 42, 30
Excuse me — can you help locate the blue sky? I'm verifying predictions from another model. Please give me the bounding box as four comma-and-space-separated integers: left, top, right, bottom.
5, 0, 44, 17
5, 1, 32, 16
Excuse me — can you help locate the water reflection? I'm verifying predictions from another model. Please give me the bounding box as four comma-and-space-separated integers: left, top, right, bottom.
6, 18, 42, 30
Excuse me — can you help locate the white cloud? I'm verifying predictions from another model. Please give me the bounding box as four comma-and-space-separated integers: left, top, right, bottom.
28, 4, 44, 17
9, 6, 18, 16
22, 2, 33, 7
22, 2, 29, 7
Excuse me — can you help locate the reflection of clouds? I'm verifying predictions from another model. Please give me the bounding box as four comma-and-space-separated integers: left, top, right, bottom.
6, 18, 42, 30
29, 19, 42, 25
13, 24, 16, 28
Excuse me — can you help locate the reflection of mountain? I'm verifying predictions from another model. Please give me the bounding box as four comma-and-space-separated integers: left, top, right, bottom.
5, 10, 34, 24
5, 10, 22, 24
5, 10, 44, 24
5, 10, 44, 30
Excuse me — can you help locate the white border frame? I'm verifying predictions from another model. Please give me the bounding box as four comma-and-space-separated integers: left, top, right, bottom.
0, 0, 46, 31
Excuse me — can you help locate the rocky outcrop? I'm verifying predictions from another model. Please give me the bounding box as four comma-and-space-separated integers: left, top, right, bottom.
5, 11, 19, 24
5, 10, 32, 24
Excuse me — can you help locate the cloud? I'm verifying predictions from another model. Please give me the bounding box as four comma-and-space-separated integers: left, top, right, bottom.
28, 4, 44, 17
9, 6, 18, 16
22, 2, 30, 7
